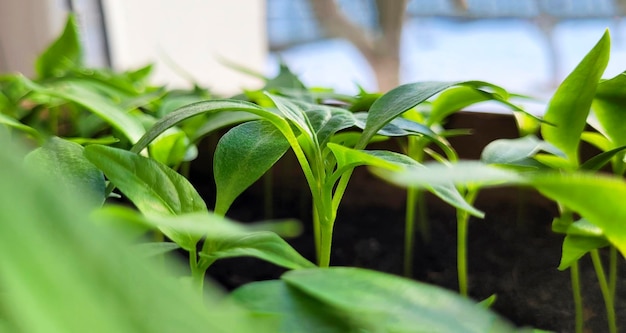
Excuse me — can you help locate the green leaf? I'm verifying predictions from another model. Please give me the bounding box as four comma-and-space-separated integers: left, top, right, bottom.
592, 72, 626, 147
232, 280, 353, 333
149, 129, 194, 167
264, 62, 307, 90
0, 135, 272, 333
281, 267, 519, 332
132, 242, 181, 258
214, 120, 290, 215
24, 137, 105, 207
541, 30, 611, 165
201, 231, 315, 270
190, 111, 261, 143
35, 14, 82, 78
358, 81, 462, 147
328, 143, 410, 175
479, 294, 497, 309
559, 234, 609, 270
529, 172, 626, 257
22, 77, 146, 143
139, 213, 315, 270
533, 154, 573, 170
264, 93, 315, 140
373, 160, 524, 189
305, 106, 355, 146
84, 144, 207, 250
580, 145, 626, 170
0, 113, 44, 143
428, 86, 492, 126
481, 135, 562, 165
354, 112, 438, 139
580, 131, 612, 152
131, 99, 278, 154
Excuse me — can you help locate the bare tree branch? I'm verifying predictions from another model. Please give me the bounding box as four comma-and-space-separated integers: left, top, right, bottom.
308, 0, 375, 56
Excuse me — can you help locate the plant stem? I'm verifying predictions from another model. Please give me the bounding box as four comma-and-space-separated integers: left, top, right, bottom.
316, 188, 335, 268
457, 187, 478, 297
189, 250, 206, 295
590, 249, 617, 333
571, 260, 584, 333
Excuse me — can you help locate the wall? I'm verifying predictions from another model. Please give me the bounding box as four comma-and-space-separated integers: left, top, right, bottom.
102, 0, 267, 95
0, 0, 267, 95
0, 0, 67, 77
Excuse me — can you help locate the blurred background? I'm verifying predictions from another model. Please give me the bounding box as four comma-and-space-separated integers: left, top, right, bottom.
2, 0, 626, 100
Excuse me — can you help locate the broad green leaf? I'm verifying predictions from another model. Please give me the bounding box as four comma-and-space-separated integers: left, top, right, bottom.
67, 136, 120, 145
132, 242, 181, 258
0, 136, 272, 333
580, 145, 626, 170
0, 113, 44, 143
580, 131, 611, 152
139, 213, 314, 270
428, 183, 484, 218
328, 143, 410, 177
24, 137, 105, 207
481, 135, 562, 165
354, 112, 437, 139
149, 129, 194, 167
131, 99, 280, 154
265, 93, 315, 140
264, 62, 307, 90
358, 81, 514, 148
533, 154, 573, 170
22, 77, 145, 143
35, 14, 82, 78
513, 111, 541, 137
429, 86, 493, 126
214, 120, 290, 215
200, 231, 315, 270
559, 235, 609, 270
190, 111, 261, 143
592, 72, 626, 147
329, 145, 483, 217
358, 81, 462, 147
282, 267, 519, 332
305, 106, 355, 146
372, 160, 524, 188
529, 172, 626, 257
232, 280, 356, 333
541, 30, 610, 165
84, 144, 207, 250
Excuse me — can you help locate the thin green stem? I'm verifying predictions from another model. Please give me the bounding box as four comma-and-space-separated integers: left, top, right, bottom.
316, 186, 335, 268
590, 249, 617, 333
457, 188, 478, 297
312, 208, 321, 262
189, 250, 207, 295
571, 261, 584, 333
457, 211, 469, 297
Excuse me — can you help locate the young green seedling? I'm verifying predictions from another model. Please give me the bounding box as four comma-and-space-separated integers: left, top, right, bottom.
84, 144, 314, 292
482, 30, 620, 333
